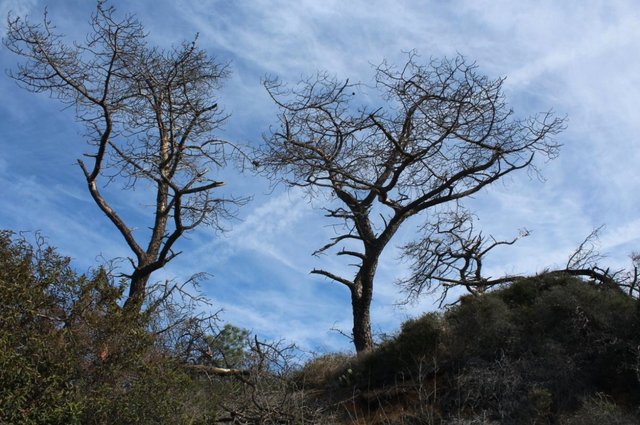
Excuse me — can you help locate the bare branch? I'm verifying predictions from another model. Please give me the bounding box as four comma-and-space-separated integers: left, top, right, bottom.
400, 208, 530, 301
311, 269, 354, 289
6, 4, 247, 307
566, 225, 606, 270
257, 52, 565, 351
312, 233, 360, 256
401, 214, 628, 307
337, 249, 366, 260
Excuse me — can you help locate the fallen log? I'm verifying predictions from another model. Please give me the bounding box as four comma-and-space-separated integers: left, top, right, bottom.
185, 364, 250, 376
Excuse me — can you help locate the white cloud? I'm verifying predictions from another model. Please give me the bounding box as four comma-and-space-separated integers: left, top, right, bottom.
600, 220, 640, 256
227, 190, 311, 269
3, 0, 640, 353
0, 0, 37, 32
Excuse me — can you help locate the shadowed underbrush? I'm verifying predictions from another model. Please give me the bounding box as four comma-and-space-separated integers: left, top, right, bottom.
298, 274, 640, 424
0, 231, 317, 424
3, 230, 640, 424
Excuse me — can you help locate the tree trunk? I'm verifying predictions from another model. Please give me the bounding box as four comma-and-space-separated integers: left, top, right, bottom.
348, 236, 385, 354
123, 271, 150, 311
351, 268, 375, 353
352, 293, 374, 353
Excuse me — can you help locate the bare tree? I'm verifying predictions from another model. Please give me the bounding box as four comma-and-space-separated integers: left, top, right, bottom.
401, 207, 531, 306
404, 218, 633, 305
620, 252, 640, 298
259, 53, 565, 352
4, 2, 246, 308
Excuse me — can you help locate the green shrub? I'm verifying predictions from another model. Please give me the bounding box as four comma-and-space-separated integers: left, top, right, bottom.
445, 295, 517, 366
298, 353, 353, 388
355, 312, 442, 388
397, 312, 442, 360
334, 273, 640, 424
0, 231, 226, 424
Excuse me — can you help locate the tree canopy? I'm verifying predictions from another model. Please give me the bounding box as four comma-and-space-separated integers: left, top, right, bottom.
259, 53, 565, 351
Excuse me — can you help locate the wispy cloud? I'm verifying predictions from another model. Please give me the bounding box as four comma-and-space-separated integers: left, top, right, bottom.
2, 0, 639, 353
224, 190, 312, 271
0, 0, 37, 32
0, 169, 129, 269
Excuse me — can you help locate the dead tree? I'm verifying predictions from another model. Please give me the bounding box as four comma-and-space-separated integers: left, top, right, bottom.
259, 53, 565, 352
5, 3, 246, 308
403, 218, 633, 304
620, 253, 640, 298
400, 207, 531, 306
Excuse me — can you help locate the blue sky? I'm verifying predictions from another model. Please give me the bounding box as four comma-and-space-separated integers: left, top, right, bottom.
1, 0, 639, 353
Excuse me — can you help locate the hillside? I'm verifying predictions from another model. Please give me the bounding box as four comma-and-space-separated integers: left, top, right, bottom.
299, 274, 640, 424
2, 231, 640, 424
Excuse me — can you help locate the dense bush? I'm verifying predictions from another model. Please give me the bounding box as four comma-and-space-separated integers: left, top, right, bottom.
297, 353, 353, 389
0, 230, 325, 424
445, 276, 640, 422
355, 312, 442, 388
307, 274, 640, 424
5, 229, 640, 424
0, 231, 231, 424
